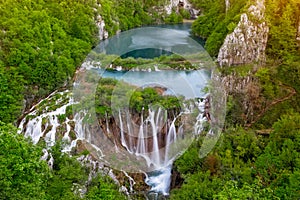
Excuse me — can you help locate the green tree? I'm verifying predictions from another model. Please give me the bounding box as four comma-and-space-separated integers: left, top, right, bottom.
85, 175, 127, 200
0, 122, 50, 199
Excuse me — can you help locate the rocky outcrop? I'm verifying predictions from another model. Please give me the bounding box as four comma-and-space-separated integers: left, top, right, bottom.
219, 72, 262, 125
165, 0, 189, 14
225, 0, 230, 13
93, 3, 108, 41
165, 0, 200, 19
95, 15, 109, 41
218, 0, 269, 67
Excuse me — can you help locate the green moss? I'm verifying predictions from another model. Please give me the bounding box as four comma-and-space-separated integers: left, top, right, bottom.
26, 115, 36, 120
69, 130, 77, 141
220, 64, 255, 77
57, 114, 66, 124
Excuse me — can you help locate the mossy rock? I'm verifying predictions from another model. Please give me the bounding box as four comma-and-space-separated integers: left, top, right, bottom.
68, 121, 76, 130
69, 130, 77, 140
43, 125, 53, 137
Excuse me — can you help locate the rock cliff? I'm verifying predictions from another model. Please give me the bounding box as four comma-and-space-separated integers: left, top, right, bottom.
218, 0, 269, 67
95, 15, 109, 41
225, 0, 230, 13
93, 3, 109, 41
219, 72, 261, 124
165, 0, 199, 19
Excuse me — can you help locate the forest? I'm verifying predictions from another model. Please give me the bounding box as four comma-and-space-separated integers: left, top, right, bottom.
1, 0, 300, 199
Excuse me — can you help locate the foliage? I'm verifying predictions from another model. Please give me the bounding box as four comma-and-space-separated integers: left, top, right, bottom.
0, 122, 50, 199
98, 0, 186, 34
110, 53, 197, 70
95, 78, 182, 117
0, 122, 127, 199
191, 0, 246, 57
0, 0, 192, 124
0, 0, 97, 123
164, 11, 183, 24
171, 113, 300, 199
265, 0, 300, 61
1, 0, 300, 199
45, 142, 89, 200
0, 66, 25, 123
85, 175, 127, 200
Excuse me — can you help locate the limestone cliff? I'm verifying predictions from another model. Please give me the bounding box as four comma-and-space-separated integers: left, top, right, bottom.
95, 14, 109, 41
225, 0, 230, 13
219, 73, 261, 124
165, 0, 199, 19
93, 3, 109, 41
218, 0, 269, 67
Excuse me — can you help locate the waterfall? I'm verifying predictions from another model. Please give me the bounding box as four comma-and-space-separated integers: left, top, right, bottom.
119, 110, 131, 153
225, 0, 230, 13
45, 115, 59, 146
114, 100, 206, 195
22, 116, 43, 144
18, 92, 74, 146
136, 112, 146, 156
18, 91, 89, 153
148, 108, 161, 167
164, 117, 177, 166
19, 89, 208, 196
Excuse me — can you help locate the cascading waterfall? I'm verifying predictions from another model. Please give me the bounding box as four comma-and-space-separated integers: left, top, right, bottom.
164, 117, 177, 166
114, 100, 207, 195
18, 92, 90, 153
18, 91, 74, 146
19, 89, 208, 196
149, 107, 162, 167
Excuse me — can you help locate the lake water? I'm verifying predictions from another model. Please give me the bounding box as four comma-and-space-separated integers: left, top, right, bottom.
89, 23, 212, 99
97, 69, 210, 98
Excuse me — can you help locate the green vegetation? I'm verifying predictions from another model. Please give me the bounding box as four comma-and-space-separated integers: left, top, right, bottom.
97, 0, 187, 34
0, 122, 127, 199
171, 113, 300, 199
0, 0, 188, 124
0, 0, 97, 123
109, 53, 202, 70
88, 51, 213, 71
95, 77, 182, 117
191, 0, 300, 60
191, 0, 246, 57
1, 0, 300, 199
0, 122, 50, 199
265, 0, 299, 61
171, 0, 300, 198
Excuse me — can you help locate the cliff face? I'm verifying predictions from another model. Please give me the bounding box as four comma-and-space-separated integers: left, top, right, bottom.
220, 73, 261, 124
165, 0, 199, 19
95, 15, 109, 41
225, 0, 230, 13
93, 3, 109, 41
218, 0, 269, 67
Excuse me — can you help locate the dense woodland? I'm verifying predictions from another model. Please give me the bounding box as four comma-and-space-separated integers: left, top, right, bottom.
0, 0, 300, 199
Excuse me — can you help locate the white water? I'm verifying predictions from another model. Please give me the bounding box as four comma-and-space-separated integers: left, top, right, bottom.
18, 92, 73, 146
115, 100, 206, 195
19, 91, 207, 196
18, 92, 90, 154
